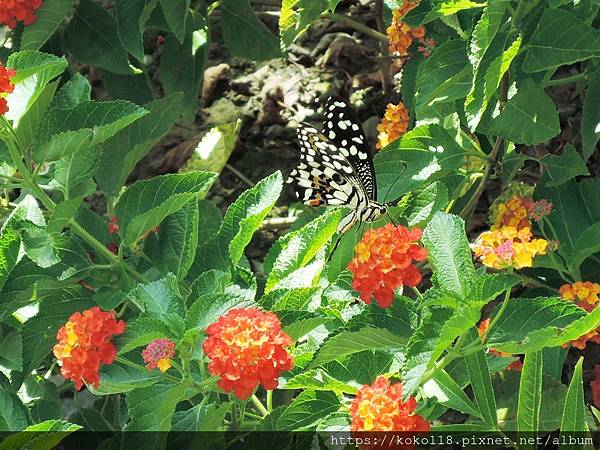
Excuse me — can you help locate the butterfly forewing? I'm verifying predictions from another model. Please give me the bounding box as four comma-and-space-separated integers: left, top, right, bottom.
322, 97, 377, 200
287, 123, 363, 209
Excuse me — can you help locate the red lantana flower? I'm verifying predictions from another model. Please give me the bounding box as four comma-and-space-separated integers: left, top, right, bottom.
53, 307, 126, 390
142, 338, 176, 372
0, 64, 16, 115
202, 307, 293, 400
351, 376, 430, 434
0, 0, 42, 28
108, 216, 119, 234
348, 224, 427, 308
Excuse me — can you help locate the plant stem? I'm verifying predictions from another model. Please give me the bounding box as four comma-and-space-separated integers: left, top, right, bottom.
481, 277, 512, 341
547, 72, 586, 87
251, 394, 269, 417
374, 0, 393, 97
326, 13, 388, 43
115, 356, 180, 383
266, 390, 273, 412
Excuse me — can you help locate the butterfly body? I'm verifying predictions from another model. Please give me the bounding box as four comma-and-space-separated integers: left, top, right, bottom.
287, 97, 388, 233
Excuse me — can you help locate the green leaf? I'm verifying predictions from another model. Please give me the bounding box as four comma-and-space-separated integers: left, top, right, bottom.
125, 382, 188, 431
221, 0, 281, 60
0, 373, 29, 431
52, 145, 98, 199
47, 197, 84, 237
309, 327, 407, 368
130, 274, 184, 318
160, 0, 189, 43
465, 330, 498, 428
115, 171, 216, 246
100, 69, 154, 105
0, 325, 22, 371
50, 73, 91, 109
63, 0, 132, 74
11, 80, 57, 151
189, 171, 282, 274
186, 121, 241, 174
20, 0, 76, 51
89, 359, 163, 395
404, 0, 484, 25
517, 351, 543, 438
541, 144, 589, 187
542, 346, 568, 380
394, 181, 449, 228
0, 228, 21, 292
569, 222, 600, 271
116, 0, 159, 60
415, 40, 471, 118
115, 317, 175, 355
581, 68, 600, 160
374, 125, 466, 202
466, 273, 520, 304
33, 100, 148, 164
265, 210, 340, 293
6, 51, 67, 133
487, 297, 600, 354
523, 8, 600, 73
97, 93, 183, 196
0, 420, 80, 450
424, 369, 482, 418
159, 13, 207, 122
152, 200, 199, 279
276, 390, 340, 431
186, 292, 255, 332
560, 357, 589, 441
171, 403, 228, 432
422, 212, 476, 297
283, 368, 359, 394
488, 79, 560, 145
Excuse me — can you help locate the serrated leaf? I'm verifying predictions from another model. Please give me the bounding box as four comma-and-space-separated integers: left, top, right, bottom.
0, 420, 80, 450
47, 197, 84, 237
131, 274, 184, 318
97, 93, 183, 196
466, 273, 519, 303
171, 403, 228, 432
488, 79, 560, 145
581, 68, 600, 160
52, 145, 99, 199
487, 297, 600, 354
186, 292, 255, 332
559, 357, 589, 442
11, 79, 57, 150
160, 0, 189, 43
0, 373, 28, 431
0, 325, 22, 371
310, 327, 407, 368
189, 120, 241, 174
523, 8, 600, 73
541, 144, 589, 187
276, 390, 340, 431
265, 210, 340, 293
116, 317, 175, 355
374, 125, 466, 202
115, 172, 216, 246
415, 40, 471, 118
283, 368, 358, 394
117, 0, 159, 60
404, 0, 484, 26
517, 351, 543, 438
20, 0, 76, 51
394, 181, 449, 227
33, 100, 148, 163
189, 171, 282, 274
0, 228, 20, 292
89, 359, 163, 395
50, 73, 91, 110
63, 0, 132, 74
422, 212, 476, 297
125, 382, 188, 432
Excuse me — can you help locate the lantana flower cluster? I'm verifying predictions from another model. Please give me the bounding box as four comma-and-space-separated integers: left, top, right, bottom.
350, 376, 430, 432
491, 195, 553, 231
478, 318, 523, 371
142, 338, 176, 372
560, 282, 600, 349
0, 0, 42, 28
53, 307, 126, 390
387, 4, 435, 57
202, 307, 293, 400
376, 102, 410, 150
348, 224, 427, 308
0, 64, 16, 116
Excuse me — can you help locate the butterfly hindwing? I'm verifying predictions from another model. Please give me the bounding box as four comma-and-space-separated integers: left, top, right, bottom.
322, 97, 377, 200
287, 123, 363, 208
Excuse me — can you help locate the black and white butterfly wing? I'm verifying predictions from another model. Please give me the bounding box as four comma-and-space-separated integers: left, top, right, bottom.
322, 97, 377, 201
287, 123, 365, 210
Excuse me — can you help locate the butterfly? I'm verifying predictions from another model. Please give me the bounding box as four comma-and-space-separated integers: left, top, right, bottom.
287, 96, 389, 234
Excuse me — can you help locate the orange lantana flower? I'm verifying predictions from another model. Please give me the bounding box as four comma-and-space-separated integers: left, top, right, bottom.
0, 64, 16, 115
560, 282, 600, 349
348, 224, 427, 308
376, 102, 410, 150
202, 308, 293, 400
53, 307, 126, 390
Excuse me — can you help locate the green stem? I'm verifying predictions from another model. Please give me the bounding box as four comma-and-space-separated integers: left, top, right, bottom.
266, 390, 273, 412
481, 277, 512, 342
546, 72, 586, 87
251, 394, 269, 417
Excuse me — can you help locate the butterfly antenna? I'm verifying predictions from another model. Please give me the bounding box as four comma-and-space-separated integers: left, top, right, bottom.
387, 211, 398, 227
326, 233, 344, 265
381, 162, 407, 205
